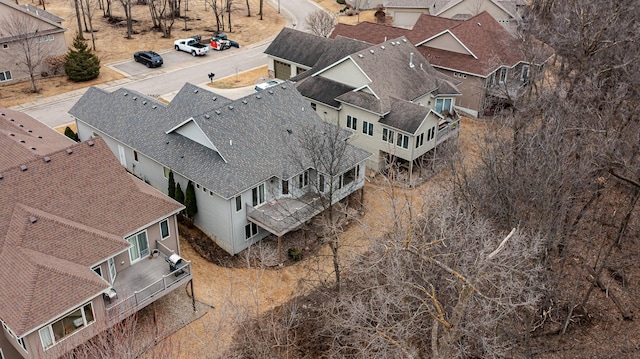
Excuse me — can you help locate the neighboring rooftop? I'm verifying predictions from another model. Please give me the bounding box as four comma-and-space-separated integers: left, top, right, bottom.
331, 11, 553, 77
69, 83, 371, 200
0, 134, 183, 337
0, 107, 74, 171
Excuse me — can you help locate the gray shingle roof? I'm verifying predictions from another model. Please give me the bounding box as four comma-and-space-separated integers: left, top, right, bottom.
264, 28, 332, 68
379, 99, 432, 134
69, 83, 371, 200
291, 36, 372, 82
293, 35, 459, 121
295, 76, 356, 109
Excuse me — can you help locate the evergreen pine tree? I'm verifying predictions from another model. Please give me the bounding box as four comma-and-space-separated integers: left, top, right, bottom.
65, 34, 100, 82
64, 126, 80, 142
168, 171, 176, 199
184, 180, 198, 219
175, 182, 185, 204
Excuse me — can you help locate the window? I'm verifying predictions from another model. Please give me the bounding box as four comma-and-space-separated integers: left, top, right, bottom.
235, 196, 242, 211
298, 170, 309, 188
127, 231, 149, 262
382, 128, 395, 144
17, 338, 26, 352
163, 167, 170, 178
282, 180, 289, 195
203, 187, 207, 192
245, 223, 258, 239
92, 265, 102, 278
196, 184, 200, 189
396, 133, 409, 149
498, 67, 508, 84
362, 121, 374, 136
427, 126, 436, 141
435, 98, 452, 114
0, 347, 4, 359
521, 64, 530, 82
340, 167, 357, 188
39, 303, 95, 350
133, 150, 138, 162
0, 70, 12, 82
346, 115, 357, 130
1, 44, 7, 49
252, 184, 265, 206
310, 102, 316, 111
318, 174, 325, 192
160, 219, 170, 239
416, 133, 424, 148
453, 72, 467, 79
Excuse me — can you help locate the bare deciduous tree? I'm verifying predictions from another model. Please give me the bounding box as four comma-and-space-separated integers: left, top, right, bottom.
305, 10, 337, 37
1, 15, 56, 92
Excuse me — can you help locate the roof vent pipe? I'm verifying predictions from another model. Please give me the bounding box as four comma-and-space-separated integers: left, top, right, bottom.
409, 52, 415, 68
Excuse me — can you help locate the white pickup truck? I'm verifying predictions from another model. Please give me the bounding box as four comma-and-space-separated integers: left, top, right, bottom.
174, 37, 209, 56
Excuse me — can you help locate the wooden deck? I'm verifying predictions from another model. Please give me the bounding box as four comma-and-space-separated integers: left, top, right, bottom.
105, 254, 192, 324
246, 192, 324, 237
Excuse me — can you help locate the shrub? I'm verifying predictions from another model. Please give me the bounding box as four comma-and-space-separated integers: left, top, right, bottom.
64, 126, 80, 142
287, 247, 303, 261
44, 54, 66, 76
185, 180, 198, 219
175, 183, 185, 204
65, 34, 100, 82
168, 171, 176, 199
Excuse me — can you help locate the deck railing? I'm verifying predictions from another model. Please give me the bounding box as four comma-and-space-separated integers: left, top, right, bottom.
106, 261, 191, 323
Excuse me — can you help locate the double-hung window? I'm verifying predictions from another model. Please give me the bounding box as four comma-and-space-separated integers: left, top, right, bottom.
252, 184, 265, 206
498, 67, 508, 84
245, 223, 259, 239
362, 121, 374, 136
235, 196, 242, 211
346, 115, 357, 130
298, 170, 309, 188
160, 219, 170, 239
0, 70, 11, 82
415, 133, 424, 148
396, 133, 409, 149
382, 128, 395, 143
127, 231, 149, 262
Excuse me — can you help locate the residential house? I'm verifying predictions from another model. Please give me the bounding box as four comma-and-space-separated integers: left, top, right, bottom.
0, 108, 190, 359
331, 11, 553, 117
383, 0, 527, 32
0, 0, 67, 85
266, 29, 461, 174
69, 83, 371, 256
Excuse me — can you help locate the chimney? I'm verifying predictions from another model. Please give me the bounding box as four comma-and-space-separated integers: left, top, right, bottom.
409, 52, 415, 68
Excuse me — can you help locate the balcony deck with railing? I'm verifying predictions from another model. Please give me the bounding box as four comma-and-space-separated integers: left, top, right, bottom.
247, 192, 326, 237
436, 118, 460, 145
105, 245, 192, 324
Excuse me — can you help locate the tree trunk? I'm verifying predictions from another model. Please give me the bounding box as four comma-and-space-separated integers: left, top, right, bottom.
84, 0, 97, 50
74, 0, 85, 39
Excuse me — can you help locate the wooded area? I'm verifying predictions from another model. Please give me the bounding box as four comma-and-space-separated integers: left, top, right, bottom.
220, 0, 640, 357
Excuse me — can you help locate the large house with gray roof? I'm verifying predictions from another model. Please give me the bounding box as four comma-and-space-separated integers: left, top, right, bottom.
266, 29, 461, 175
69, 83, 371, 256
0, 108, 189, 359
331, 11, 554, 117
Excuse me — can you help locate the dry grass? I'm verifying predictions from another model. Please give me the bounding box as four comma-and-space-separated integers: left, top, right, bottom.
0, 0, 378, 107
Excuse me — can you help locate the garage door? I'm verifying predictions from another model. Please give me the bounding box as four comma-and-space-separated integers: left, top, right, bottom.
274, 60, 291, 80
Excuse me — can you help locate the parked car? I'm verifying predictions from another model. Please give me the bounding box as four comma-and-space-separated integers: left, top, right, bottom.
254, 79, 284, 92
133, 51, 163, 68
174, 37, 209, 56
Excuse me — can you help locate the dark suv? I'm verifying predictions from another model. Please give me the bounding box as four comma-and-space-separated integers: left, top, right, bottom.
133, 51, 163, 68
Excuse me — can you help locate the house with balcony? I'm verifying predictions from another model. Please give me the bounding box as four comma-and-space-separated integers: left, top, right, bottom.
0, 0, 68, 85
68, 83, 371, 256
0, 108, 190, 359
331, 11, 554, 117
267, 29, 461, 175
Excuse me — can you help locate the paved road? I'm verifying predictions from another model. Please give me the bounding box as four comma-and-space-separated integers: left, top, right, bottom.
11, 0, 326, 128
